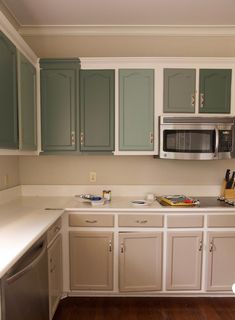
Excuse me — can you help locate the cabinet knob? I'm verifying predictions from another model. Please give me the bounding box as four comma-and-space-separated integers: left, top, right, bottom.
200, 93, 205, 108
80, 132, 84, 146
209, 241, 213, 252
198, 240, 203, 251
120, 243, 124, 253
150, 132, 154, 144
85, 219, 98, 224
71, 131, 75, 145
136, 220, 148, 224
109, 240, 112, 252
191, 94, 195, 107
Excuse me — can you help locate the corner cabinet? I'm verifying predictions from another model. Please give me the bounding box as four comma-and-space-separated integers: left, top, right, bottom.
17, 52, 37, 150
40, 59, 80, 152
119, 232, 162, 292
119, 69, 154, 151
199, 69, 231, 114
0, 31, 18, 149
69, 231, 113, 290
79, 70, 115, 152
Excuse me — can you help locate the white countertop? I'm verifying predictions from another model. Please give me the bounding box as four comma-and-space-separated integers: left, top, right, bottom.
1, 194, 235, 279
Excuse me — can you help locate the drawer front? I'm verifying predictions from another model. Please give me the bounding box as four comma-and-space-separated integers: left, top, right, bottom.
69, 214, 114, 227
118, 214, 163, 227
208, 215, 235, 227
167, 215, 204, 228
47, 217, 62, 244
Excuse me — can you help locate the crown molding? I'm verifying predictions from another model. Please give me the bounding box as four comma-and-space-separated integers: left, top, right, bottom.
19, 25, 235, 37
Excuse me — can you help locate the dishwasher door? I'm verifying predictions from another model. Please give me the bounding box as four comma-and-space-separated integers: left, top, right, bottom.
1, 234, 49, 320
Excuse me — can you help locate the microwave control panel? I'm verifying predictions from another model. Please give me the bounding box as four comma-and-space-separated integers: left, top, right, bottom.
218, 130, 233, 152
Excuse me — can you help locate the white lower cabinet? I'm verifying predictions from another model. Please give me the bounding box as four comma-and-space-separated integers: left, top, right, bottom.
207, 231, 235, 291
69, 231, 113, 290
166, 231, 203, 290
119, 232, 162, 292
48, 234, 63, 320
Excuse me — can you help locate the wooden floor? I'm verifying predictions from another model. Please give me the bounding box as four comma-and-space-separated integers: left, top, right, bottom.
53, 297, 235, 320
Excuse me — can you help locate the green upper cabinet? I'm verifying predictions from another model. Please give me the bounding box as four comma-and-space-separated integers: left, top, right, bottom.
119, 69, 154, 151
40, 59, 80, 152
17, 52, 37, 150
199, 69, 231, 114
80, 70, 115, 152
163, 68, 196, 113
0, 31, 18, 149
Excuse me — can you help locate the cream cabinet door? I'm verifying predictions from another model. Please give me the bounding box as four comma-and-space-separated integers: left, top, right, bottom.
119, 232, 162, 292
166, 231, 203, 290
70, 231, 113, 290
48, 234, 63, 320
207, 232, 235, 291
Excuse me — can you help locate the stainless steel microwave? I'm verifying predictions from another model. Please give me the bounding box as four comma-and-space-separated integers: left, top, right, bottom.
159, 116, 235, 160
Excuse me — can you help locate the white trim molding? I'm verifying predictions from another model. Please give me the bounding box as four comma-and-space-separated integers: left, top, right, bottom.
19, 25, 235, 37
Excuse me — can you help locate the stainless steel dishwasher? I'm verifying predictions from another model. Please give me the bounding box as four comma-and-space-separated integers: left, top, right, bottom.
1, 234, 49, 320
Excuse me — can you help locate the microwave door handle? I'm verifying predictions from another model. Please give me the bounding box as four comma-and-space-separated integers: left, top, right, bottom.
215, 128, 219, 158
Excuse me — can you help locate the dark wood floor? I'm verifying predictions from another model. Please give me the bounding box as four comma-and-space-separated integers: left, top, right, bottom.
53, 297, 235, 320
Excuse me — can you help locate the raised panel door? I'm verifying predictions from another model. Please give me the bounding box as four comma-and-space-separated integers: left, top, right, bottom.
0, 31, 18, 148
166, 231, 203, 290
80, 70, 114, 151
119, 232, 162, 292
70, 231, 113, 290
207, 232, 235, 291
199, 69, 231, 113
119, 69, 154, 151
17, 52, 37, 150
163, 68, 196, 113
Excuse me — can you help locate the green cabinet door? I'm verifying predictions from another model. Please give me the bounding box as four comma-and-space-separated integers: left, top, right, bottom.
0, 32, 18, 149
80, 70, 114, 152
40, 59, 79, 152
17, 52, 37, 150
199, 69, 231, 114
119, 69, 154, 151
163, 68, 196, 113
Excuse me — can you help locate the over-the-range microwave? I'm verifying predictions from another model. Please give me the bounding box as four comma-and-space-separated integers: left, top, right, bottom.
159, 116, 235, 160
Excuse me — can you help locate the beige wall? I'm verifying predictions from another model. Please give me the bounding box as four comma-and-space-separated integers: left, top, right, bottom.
23, 35, 235, 57
18, 155, 235, 186
17, 34, 235, 187
0, 156, 19, 190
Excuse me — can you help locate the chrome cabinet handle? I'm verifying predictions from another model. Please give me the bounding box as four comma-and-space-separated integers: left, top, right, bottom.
85, 219, 98, 224
199, 240, 203, 251
71, 131, 75, 145
200, 93, 205, 108
150, 132, 154, 144
191, 94, 195, 107
80, 132, 84, 146
109, 240, 112, 252
136, 220, 148, 224
209, 241, 213, 252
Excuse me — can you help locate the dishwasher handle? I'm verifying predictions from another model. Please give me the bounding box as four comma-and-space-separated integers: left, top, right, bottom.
6, 239, 47, 284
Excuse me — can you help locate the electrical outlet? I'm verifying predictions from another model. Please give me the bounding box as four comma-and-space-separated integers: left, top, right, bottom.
89, 172, 96, 183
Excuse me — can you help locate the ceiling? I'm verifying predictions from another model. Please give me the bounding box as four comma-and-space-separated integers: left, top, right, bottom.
2, 0, 235, 26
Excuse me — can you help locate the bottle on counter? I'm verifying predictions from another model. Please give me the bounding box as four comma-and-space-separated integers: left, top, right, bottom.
103, 190, 111, 201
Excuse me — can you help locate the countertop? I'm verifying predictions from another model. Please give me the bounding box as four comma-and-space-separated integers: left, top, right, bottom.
1, 195, 235, 279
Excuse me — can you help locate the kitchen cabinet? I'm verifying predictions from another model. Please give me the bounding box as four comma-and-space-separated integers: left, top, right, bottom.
166, 231, 203, 290
80, 70, 115, 152
163, 68, 196, 113
119, 232, 162, 292
17, 52, 37, 150
199, 69, 231, 113
207, 231, 235, 291
40, 59, 80, 152
0, 31, 18, 149
69, 231, 113, 290
119, 69, 154, 151
48, 234, 62, 319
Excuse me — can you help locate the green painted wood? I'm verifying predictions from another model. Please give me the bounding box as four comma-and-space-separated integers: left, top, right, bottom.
164, 68, 196, 113
119, 69, 154, 151
17, 52, 37, 150
0, 31, 18, 149
40, 59, 80, 152
199, 69, 231, 114
80, 70, 115, 152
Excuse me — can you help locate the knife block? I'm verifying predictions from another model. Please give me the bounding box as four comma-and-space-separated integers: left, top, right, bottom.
224, 189, 235, 200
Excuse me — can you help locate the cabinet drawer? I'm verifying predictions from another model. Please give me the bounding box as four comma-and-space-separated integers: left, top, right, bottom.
167, 215, 204, 228
208, 215, 235, 227
47, 217, 62, 244
69, 214, 114, 227
118, 214, 163, 227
